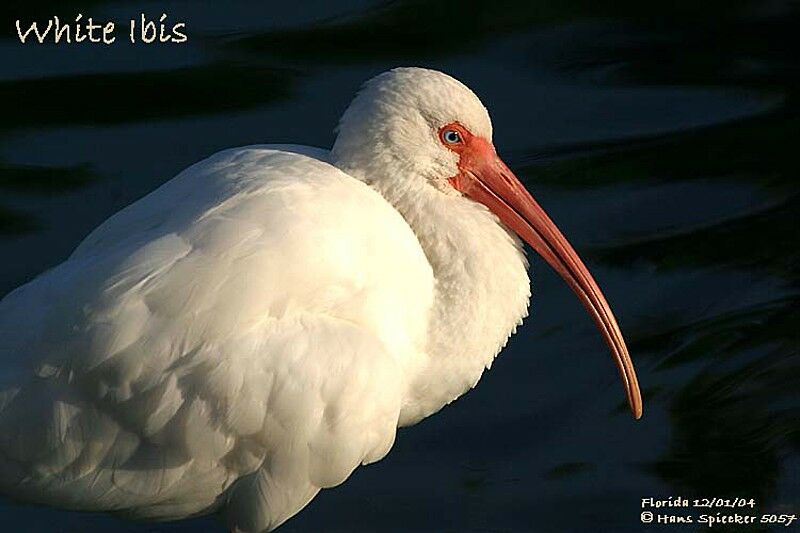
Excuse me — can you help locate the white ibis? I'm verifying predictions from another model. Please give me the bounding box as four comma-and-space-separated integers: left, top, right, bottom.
0, 67, 641, 532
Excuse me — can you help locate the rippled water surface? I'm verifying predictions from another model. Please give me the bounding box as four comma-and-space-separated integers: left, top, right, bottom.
1, 1, 798, 531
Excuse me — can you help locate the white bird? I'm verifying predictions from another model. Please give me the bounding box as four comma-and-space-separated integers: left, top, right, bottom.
0, 67, 641, 532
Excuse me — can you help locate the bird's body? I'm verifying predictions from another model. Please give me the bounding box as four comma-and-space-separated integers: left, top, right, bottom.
0, 68, 639, 532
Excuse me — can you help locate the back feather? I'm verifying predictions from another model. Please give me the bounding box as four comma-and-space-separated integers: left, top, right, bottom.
0, 146, 434, 531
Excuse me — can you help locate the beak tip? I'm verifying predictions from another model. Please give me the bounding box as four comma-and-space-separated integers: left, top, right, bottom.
629, 393, 643, 420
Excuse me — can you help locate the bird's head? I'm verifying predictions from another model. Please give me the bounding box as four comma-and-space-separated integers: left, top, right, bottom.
332, 67, 642, 419
332, 67, 492, 189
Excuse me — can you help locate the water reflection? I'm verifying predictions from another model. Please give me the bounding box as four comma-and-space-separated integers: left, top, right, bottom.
0, 66, 296, 130
534, 105, 799, 520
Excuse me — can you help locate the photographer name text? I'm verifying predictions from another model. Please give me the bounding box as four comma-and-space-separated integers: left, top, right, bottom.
640, 497, 797, 528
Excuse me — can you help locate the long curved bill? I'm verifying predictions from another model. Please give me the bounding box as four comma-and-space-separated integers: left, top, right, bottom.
451, 141, 643, 419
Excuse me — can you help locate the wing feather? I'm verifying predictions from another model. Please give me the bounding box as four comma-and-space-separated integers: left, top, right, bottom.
0, 146, 433, 529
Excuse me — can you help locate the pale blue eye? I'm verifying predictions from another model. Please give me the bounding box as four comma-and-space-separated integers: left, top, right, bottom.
442, 130, 461, 144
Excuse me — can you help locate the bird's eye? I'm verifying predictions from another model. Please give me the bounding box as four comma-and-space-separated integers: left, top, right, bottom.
442, 129, 462, 144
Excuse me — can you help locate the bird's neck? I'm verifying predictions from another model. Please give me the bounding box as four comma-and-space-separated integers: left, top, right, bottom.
349, 169, 531, 426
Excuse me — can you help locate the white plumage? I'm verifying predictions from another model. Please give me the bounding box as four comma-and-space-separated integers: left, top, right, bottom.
0, 68, 640, 532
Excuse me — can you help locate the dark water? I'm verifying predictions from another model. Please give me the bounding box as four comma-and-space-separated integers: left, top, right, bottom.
1, 1, 798, 531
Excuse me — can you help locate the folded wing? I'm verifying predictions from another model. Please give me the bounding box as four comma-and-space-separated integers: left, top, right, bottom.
0, 146, 434, 531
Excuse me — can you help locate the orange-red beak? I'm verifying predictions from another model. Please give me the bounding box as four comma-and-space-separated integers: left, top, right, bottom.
449, 133, 642, 419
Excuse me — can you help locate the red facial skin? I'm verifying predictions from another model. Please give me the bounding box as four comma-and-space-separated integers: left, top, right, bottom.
439, 122, 642, 419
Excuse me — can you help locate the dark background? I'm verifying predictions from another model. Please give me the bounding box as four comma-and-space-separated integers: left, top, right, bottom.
1, 1, 798, 531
